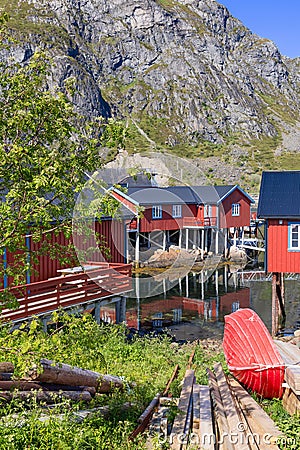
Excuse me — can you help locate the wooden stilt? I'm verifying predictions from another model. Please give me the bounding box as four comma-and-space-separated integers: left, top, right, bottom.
272, 273, 279, 337
271, 272, 286, 336
185, 228, 189, 250
201, 228, 205, 259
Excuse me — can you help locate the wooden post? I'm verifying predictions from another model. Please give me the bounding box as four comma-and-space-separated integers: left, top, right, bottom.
201, 228, 205, 259
185, 228, 189, 250
186, 274, 189, 298
179, 229, 182, 249
135, 231, 140, 268
94, 301, 101, 324
204, 229, 208, 253
215, 229, 219, 254
193, 229, 197, 249
163, 230, 167, 251
224, 229, 228, 258
272, 272, 286, 336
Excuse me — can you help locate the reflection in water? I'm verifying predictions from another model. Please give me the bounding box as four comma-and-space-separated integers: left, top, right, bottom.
94, 266, 300, 338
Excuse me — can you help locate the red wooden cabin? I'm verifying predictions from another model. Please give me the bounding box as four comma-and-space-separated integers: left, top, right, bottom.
111, 184, 254, 264
257, 171, 300, 273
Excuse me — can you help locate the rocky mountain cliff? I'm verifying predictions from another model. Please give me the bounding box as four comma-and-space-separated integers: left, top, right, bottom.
1, 0, 300, 185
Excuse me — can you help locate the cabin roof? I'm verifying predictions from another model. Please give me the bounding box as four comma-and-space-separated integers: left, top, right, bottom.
127, 187, 195, 205
126, 184, 254, 206
191, 185, 254, 205
257, 171, 300, 218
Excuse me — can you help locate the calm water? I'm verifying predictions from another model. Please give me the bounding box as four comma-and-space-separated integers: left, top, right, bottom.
97, 266, 300, 340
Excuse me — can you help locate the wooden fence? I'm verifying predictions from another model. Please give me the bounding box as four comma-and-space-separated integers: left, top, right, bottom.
0, 263, 132, 322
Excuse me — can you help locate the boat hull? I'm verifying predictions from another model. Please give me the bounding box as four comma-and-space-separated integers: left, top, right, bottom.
223, 308, 285, 399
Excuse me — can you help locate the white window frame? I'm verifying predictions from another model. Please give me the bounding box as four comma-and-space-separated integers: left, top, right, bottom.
288, 222, 300, 251
152, 205, 162, 219
204, 205, 212, 217
172, 204, 182, 218
232, 203, 240, 217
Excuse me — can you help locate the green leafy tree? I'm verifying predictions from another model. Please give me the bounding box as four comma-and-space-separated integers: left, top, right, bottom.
0, 16, 125, 293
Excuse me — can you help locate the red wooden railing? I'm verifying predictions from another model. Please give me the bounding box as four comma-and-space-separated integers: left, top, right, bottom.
0, 263, 132, 322
183, 217, 217, 227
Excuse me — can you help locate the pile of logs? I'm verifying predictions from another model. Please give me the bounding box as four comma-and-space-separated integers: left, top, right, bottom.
144, 363, 284, 450
0, 359, 124, 404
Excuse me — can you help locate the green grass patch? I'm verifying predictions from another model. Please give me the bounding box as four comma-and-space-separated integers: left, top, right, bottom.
0, 312, 224, 449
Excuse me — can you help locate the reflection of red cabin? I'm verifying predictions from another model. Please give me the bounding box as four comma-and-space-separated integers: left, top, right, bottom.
257, 171, 300, 273
219, 288, 250, 315
124, 296, 217, 329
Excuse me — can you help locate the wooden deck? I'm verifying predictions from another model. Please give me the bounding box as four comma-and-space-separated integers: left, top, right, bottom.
0, 263, 132, 322
183, 217, 217, 228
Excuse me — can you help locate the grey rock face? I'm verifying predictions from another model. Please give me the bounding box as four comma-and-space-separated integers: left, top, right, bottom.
5, 0, 300, 145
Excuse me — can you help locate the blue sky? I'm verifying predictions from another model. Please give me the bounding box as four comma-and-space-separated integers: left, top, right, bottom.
220, 1, 300, 58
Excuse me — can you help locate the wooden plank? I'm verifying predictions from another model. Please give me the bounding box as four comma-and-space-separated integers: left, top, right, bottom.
228, 382, 258, 450
214, 363, 249, 450
207, 368, 235, 450
170, 369, 195, 450
192, 384, 200, 431
285, 366, 300, 395
282, 386, 300, 415
228, 377, 282, 449
274, 340, 300, 365
199, 385, 215, 450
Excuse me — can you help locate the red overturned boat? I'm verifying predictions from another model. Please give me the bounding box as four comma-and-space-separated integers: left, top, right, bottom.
223, 308, 285, 399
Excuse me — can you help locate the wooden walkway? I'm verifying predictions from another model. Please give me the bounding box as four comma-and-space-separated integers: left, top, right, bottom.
147, 363, 284, 450
0, 263, 132, 322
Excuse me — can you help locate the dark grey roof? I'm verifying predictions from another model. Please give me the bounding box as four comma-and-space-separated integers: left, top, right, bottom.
164, 186, 200, 204
191, 185, 239, 204
257, 171, 300, 218
127, 186, 197, 205
127, 184, 254, 206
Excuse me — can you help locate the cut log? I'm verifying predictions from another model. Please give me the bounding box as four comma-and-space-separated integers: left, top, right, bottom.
40, 383, 96, 395
27, 359, 124, 392
0, 389, 92, 403
0, 373, 13, 381
0, 362, 14, 373
0, 381, 42, 391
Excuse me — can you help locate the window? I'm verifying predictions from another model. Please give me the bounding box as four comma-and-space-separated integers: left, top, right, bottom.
288, 223, 300, 251
152, 205, 162, 219
232, 203, 240, 217
172, 204, 182, 218
204, 205, 212, 217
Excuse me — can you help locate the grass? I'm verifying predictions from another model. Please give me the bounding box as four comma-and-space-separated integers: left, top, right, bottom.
0, 312, 224, 449
0, 313, 299, 448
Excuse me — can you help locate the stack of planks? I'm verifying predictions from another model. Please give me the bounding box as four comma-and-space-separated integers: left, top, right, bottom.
274, 339, 300, 415
0, 359, 124, 404
146, 363, 284, 450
